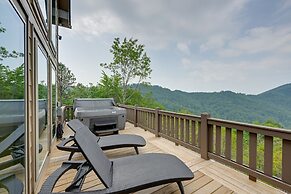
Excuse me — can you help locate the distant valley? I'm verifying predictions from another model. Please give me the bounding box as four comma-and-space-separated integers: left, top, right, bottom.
138, 83, 291, 129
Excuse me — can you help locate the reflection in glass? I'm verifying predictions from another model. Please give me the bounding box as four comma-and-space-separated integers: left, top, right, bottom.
38, 0, 47, 24
52, 24, 57, 48
52, 67, 57, 138
0, 0, 25, 190
36, 47, 48, 176
52, 0, 57, 47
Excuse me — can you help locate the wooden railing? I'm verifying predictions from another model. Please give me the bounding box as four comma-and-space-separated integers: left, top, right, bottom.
119, 104, 291, 193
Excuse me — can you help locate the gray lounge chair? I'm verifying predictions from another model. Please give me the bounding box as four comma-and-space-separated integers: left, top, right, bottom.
57, 120, 146, 160
0, 174, 23, 194
39, 119, 194, 194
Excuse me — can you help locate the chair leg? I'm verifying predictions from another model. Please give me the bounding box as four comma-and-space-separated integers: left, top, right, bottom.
134, 147, 139, 154
68, 152, 75, 160
177, 181, 184, 194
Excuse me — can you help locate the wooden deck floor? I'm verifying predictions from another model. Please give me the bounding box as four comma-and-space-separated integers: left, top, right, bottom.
38, 123, 285, 194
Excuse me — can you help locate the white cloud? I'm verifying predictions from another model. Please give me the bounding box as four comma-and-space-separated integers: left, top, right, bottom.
182, 56, 290, 83
177, 42, 190, 55
198, 25, 291, 58
200, 36, 226, 52
229, 26, 291, 54
59, 0, 291, 94
70, 0, 248, 49
181, 58, 192, 67
73, 11, 123, 37
221, 26, 291, 57
218, 49, 241, 57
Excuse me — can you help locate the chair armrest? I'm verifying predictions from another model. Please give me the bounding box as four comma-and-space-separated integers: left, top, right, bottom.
56, 136, 79, 152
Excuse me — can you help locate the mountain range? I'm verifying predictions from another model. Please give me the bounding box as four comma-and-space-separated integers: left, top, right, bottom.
138, 83, 291, 129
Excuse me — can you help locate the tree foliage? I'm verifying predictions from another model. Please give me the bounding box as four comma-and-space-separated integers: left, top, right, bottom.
138, 85, 291, 128
0, 64, 24, 99
57, 62, 76, 105
100, 38, 152, 103
97, 71, 122, 102
0, 22, 24, 99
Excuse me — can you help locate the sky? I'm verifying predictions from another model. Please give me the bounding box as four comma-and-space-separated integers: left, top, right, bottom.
59, 0, 291, 95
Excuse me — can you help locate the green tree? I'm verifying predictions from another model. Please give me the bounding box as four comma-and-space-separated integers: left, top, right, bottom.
0, 22, 24, 99
57, 62, 76, 105
100, 38, 152, 104
0, 64, 24, 99
38, 80, 47, 99
97, 71, 122, 102
254, 119, 283, 128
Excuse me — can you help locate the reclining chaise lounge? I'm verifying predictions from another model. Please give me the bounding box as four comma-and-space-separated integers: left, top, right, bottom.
39, 119, 194, 194
57, 119, 146, 160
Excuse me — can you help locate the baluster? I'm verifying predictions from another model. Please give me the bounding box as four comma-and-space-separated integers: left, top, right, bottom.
175, 117, 179, 141
171, 116, 174, 137
158, 114, 162, 134
208, 125, 214, 153
180, 118, 184, 142
191, 120, 196, 146
236, 129, 243, 164
167, 115, 171, 136
163, 114, 167, 134
185, 119, 190, 143
143, 111, 145, 127
198, 121, 201, 147
225, 127, 232, 159
249, 132, 257, 181
153, 113, 155, 129
155, 109, 160, 137
215, 126, 221, 155
264, 135, 273, 176
282, 139, 291, 184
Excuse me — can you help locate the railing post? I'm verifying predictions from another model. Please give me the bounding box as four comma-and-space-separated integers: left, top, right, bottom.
134, 105, 138, 127
155, 108, 160, 137
200, 113, 210, 160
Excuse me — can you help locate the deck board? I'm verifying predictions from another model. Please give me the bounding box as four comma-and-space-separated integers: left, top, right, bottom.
37, 122, 286, 194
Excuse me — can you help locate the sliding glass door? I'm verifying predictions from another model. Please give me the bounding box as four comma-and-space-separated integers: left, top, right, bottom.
0, 0, 26, 188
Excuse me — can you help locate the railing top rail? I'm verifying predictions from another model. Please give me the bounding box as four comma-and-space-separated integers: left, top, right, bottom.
136, 107, 155, 113
209, 117, 291, 134
118, 104, 135, 109
159, 109, 201, 120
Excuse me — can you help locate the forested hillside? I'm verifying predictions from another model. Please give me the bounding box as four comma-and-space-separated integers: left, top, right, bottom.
138, 84, 291, 129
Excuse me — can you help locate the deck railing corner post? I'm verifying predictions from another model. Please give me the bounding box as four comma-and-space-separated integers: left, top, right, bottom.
155, 108, 160, 137
200, 113, 210, 160
134, 105, 138, 127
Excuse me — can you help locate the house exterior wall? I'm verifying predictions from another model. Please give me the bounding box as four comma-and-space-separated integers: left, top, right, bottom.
0, 0, 67, 193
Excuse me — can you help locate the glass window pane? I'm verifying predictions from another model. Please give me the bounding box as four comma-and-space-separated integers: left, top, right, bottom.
52, 24, 57, 47
36, 47, 48, 176
52, 0, 57, 47
52, 67, 57, 138
37, 0, 47, 25
0, 0, 25, 190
